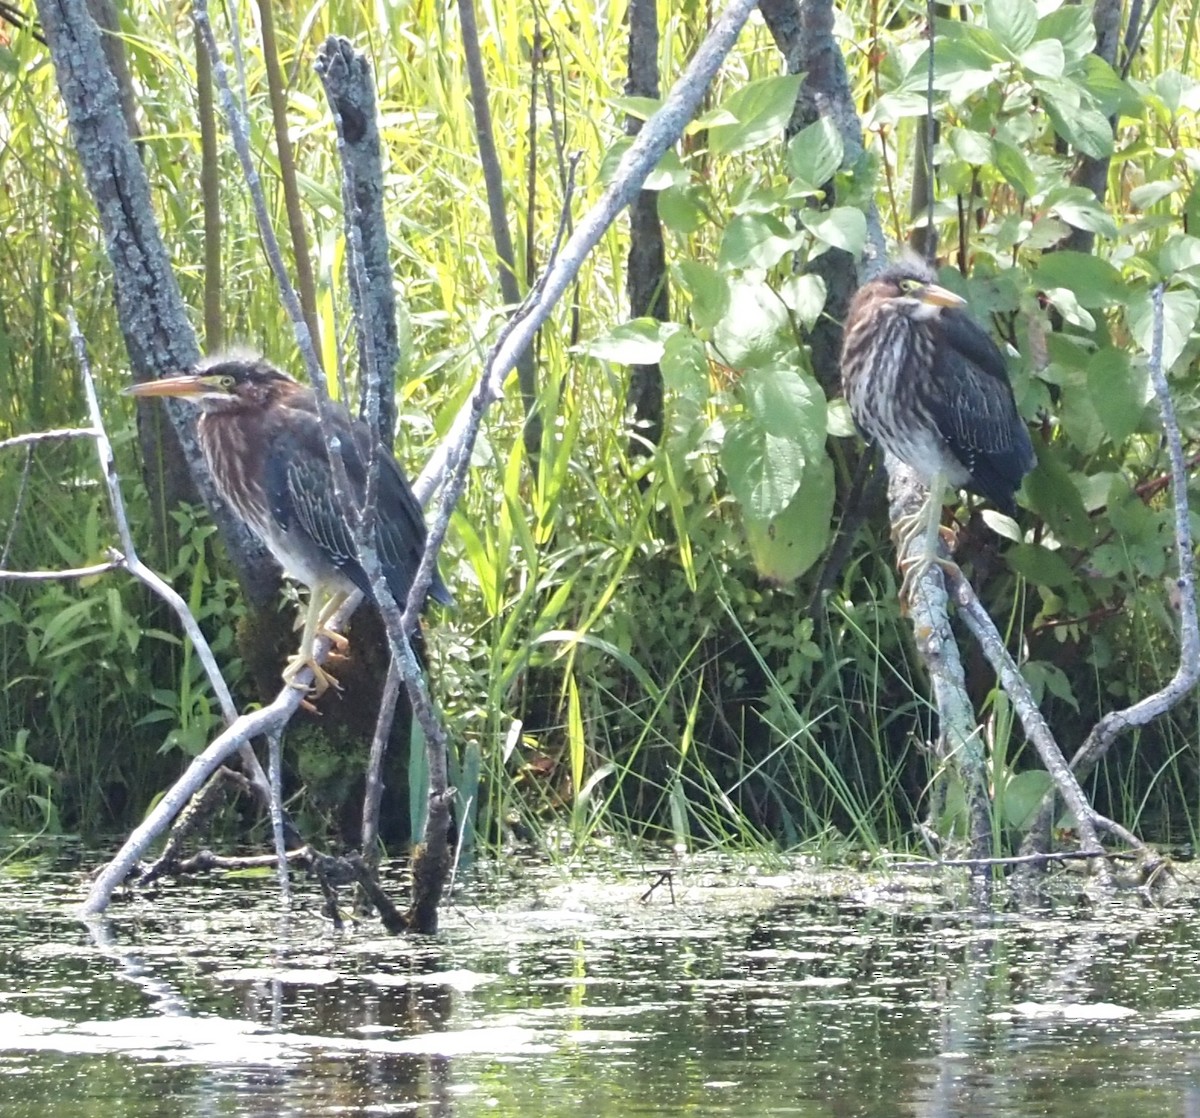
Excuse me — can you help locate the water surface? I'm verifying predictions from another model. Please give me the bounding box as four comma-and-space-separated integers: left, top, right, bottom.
1, 850, 1198, 1116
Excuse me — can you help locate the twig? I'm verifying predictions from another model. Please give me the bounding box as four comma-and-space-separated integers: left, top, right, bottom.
1023, 284, 1200, 850
0, 428, 100, 451
0, 561, 120, 582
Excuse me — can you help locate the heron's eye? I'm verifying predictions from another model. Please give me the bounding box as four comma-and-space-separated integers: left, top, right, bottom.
898, 278, 923, 295
219, 375, 236, 391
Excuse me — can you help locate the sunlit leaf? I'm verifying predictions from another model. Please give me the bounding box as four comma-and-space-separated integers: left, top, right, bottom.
799, 206, 866, 254
778, 273, 828, 331
718, 213, 799, 270
742, 455, 836, 582
786, 117, 843, 189
708, 74, 803, 155
986, 0, 1036, 52
1033, 252, 1125, 307
675, 260, 730, 333
1087, 347, 1146, 445
1128, 286, 1200, 370
711, 279, 792, 368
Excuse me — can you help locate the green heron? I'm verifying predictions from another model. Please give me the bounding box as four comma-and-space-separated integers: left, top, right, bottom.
840, 258, 1035, 592
126, 355, 451, 694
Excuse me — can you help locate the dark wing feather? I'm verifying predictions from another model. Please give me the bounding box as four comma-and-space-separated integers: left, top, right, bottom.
925, 307, 1035, 514
265, 400, 450, 607
264, 408, 367, 591
351, 423, 452, 606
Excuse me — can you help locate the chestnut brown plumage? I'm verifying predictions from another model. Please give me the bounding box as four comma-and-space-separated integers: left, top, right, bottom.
841, 259, 1034, 513
840, 259, 1035, 592
126, 355, 450, 694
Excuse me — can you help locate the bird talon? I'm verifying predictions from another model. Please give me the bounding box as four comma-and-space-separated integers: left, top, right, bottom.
282, 656, 341, 699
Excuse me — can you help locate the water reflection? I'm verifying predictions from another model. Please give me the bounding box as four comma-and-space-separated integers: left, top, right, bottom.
1, 855, 1199, 1116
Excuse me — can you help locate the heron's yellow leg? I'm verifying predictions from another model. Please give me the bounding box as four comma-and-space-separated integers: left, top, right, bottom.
283, 589, 340, 696
314, 589, 350, 651
896, 473, 960, 604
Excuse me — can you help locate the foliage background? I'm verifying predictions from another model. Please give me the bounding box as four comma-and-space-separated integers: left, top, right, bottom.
1, 0, 1199, 853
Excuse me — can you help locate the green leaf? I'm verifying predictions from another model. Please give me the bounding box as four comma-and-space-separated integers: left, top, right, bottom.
1042, 96, 1114, 160
1087, 348, 1145, 445
708, 74, 803, 155
1159, 235, 1200, 276
949, 127, 992, 165
1128, 286, 1200, 370
743, 455, 836, 582
799, 206, 867, 254
1034, 5, 1095, 61
675, 260, 729, 333
999, 770, 1055, 829
711, 279, 793, 368
657, 184, 707, 235
1046, 189, 1118, 238
992, 139, 1035, 198
786, 117, 844, 189
720, 366, 827, 519
1077, 56, 1142, 117
1007, 543, 1076, 588
718, 213, 799, 270
1130, 180, 1181, 210
985, 0, 1037, 52
610, 94, 662, 121
1019, 40, 1064, 79
1023, 447, 1095, 547
579, 318, 677, 364
778, 273, 828, 331
661, 330, 710, 403
1033, 252, 1125, 307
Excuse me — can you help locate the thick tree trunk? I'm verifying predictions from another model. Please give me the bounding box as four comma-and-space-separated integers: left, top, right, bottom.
36, 0, 279, 605
625, 0, 668, 456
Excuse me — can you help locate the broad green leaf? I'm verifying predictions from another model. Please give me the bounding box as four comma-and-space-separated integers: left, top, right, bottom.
579, 318, 677, 364
866, 91, 934, 126
657, 184, 707, 235
1042, 288, 1096, 330
799, 206, 867, 254
1077, 56, 1142, 117
786, 117, 844, 189
661, 330, 710, 402
1130, 180, 1181, 210
1043, 96, 1114, 160
1159, 235, 1200, 276
1033, 252, 1125, 307
642, 149, 689, 190
743, 455, 836, 582
610, 94, 662, 121
1047, 189, 1118, 237
1000, 770, 1055, 828
1034, 5, 1095, 61
1023, 447, 1095, 547
1007, 543, 1076, 587
675, 260, 729, 333
1021, 662, 1079, 712
711, 279, 792, 368
721, 422, 808, 518
1128, 287, 1200, 370
948, 127, 992, 165
1019, 40, 1064, 79
1087, 348, 1145, 445
718, 213, 799, 270
992, 138, 1035, 197
985, 0, 1037, 53
778, 273, 828, 331
720, 365, 828, 519
708, 74, 803, 155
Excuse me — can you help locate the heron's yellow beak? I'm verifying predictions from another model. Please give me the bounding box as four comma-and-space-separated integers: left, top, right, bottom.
123, 374, 220, 399
919, 284, 967, 309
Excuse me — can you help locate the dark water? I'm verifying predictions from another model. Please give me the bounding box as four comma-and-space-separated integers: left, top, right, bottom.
1, 850, 1199, 1117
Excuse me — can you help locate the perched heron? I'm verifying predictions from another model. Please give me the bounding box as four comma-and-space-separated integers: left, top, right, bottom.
126, 355, 452, 695
840, 258, 1035, 593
